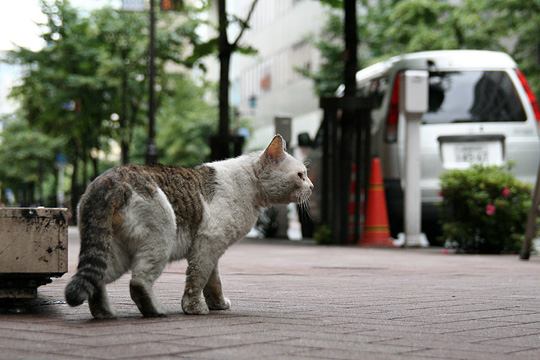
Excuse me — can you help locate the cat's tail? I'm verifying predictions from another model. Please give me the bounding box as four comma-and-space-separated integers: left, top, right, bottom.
65, 176, 127, 307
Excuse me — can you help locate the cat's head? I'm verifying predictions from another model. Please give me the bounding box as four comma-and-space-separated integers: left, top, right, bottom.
255, 135, 313, 205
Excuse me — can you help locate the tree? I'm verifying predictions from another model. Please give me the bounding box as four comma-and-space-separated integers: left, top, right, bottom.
91, 4, 207, 164
91, 8, 149, 165
0, 115, 62, 205
156, 74, 217, 166
216, 0, 258, 158
305, 0, 539, 97
8, 0, 211, 214
486, 0, 540, 96
9, 0, 109, 212
189, 0, 259, 160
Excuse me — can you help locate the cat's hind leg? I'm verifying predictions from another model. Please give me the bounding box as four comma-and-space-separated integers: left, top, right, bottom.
130, 250, 168, 317
204, 265, 231, 311
87, 242, 129, 320
89, 284, 115, 320
123, 188, 176, 317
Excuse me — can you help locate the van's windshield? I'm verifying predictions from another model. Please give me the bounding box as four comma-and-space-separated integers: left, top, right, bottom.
422, 71, 526, 124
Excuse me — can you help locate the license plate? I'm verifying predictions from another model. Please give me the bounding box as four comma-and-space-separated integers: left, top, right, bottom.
442, 141, 503, 169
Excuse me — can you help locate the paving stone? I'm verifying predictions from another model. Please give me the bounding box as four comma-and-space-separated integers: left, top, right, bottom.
476, 332, 540, 347
0, 348, 88, 360
171, 343, 310, 359
2, 228, 540, 360
62, 342, 204, 359
0, 337, 86, 354
406, 347, 537, 360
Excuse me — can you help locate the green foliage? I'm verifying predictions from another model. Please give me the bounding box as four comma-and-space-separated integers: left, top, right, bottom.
0, 115, 62, 202
307, 0, 540, 97
156, 74, 217, 167
6, 0, 215, 205
487, 0, 540, 97
314, 224, 334, 245
439, 165, 532, 254
299, 11, 344, 96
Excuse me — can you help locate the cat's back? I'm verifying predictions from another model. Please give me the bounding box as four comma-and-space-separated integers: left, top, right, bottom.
85, 164, 216, 198
82, 164, 218, 233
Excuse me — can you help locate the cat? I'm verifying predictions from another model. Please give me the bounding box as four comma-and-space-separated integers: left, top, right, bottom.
65, 135, 313, 319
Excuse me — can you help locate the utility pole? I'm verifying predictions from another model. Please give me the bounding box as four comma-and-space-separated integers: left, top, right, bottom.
146, 0, 158, 165
344, 0, 357, 97
337, 0, 358, 244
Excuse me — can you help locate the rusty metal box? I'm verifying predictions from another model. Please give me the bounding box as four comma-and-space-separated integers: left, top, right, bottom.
0, 207, 68, 299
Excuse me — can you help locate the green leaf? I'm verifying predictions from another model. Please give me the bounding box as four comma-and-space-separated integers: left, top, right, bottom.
236, 45, 258, 56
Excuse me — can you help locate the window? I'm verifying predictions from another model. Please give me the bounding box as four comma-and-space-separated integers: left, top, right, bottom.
422, 71, 526, 124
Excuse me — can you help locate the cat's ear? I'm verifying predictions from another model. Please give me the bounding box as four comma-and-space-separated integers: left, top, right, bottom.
261, 134, 287, 164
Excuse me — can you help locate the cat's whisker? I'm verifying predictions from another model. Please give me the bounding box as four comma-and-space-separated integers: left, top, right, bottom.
298, 194, 312, 222
304, 202, 312, 221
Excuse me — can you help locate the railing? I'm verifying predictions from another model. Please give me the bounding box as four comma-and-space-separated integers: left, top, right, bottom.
319, 96, 373, 245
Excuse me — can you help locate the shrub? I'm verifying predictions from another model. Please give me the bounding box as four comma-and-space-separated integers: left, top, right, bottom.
439, 164, 532, 254
314, 224, 333, 245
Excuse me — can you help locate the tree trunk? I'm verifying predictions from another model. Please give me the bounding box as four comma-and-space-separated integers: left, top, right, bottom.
70, 155, 79, 225
29, 182, 36, 205
82, 151, 88, 190
219, 52, 231, 138
92, 154, 99, 179
37, 167, 44, 205
215, 0, 231, 159
120, 52, 130, 165
344, 0, 358, 97
339, 0, 359, 244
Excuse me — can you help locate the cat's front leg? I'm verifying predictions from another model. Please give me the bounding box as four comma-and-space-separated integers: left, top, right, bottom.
203, 265, 231, 310
182, 243, 223, 315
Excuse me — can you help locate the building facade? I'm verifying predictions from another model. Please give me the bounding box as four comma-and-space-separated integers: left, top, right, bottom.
217, 0, 327, 150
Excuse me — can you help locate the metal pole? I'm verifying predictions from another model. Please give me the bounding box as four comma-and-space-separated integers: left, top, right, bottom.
343, 0, 357, 98
56, 165, 65, 207
520, 163, 540, 260
146, 0, 158, 165
341, 0, 357, 244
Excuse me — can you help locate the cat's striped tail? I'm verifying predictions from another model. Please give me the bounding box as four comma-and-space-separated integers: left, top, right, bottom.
65, 176, 127, 307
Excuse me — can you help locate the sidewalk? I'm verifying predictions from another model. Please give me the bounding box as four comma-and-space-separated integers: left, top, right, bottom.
1, 228, 540, 359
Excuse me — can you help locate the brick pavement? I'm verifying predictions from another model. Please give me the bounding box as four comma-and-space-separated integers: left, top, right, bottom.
1, 228, 540, 359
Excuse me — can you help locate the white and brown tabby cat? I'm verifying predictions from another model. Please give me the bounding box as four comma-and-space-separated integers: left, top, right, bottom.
65, 135, 313, 319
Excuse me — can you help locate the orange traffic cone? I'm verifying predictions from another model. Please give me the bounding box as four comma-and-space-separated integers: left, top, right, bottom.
360, 157, 394, 247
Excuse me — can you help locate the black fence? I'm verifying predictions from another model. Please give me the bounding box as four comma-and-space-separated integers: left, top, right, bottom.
320, 96, 373, 245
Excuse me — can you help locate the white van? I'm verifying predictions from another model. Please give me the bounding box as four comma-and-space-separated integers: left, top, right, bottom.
305, 50, 540, 239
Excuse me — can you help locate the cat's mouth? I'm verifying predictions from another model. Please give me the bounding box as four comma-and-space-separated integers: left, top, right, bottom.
291, 188, 312, 204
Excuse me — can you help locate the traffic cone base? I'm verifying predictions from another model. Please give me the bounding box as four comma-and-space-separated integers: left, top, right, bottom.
361, 157, 394, 247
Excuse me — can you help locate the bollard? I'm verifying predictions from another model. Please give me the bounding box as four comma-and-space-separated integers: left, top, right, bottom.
0, 207, 68, 299
398, 70, 430, 247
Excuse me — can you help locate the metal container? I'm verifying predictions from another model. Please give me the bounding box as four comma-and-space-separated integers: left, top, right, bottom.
0, 207, 68, 299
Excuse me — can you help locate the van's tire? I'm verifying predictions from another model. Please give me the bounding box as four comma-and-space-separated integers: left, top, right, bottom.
384, 179, 404, 238
384, 180, 443, 245
422, 203, 443, 246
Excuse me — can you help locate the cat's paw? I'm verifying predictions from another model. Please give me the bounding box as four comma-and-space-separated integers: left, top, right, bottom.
207, 297, 231, 311
142, 309, 167, 318
182, 294, 210, 315
92, 311, 117, 320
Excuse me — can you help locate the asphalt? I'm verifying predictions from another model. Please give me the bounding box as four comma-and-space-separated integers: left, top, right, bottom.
1, 228, 540, 359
